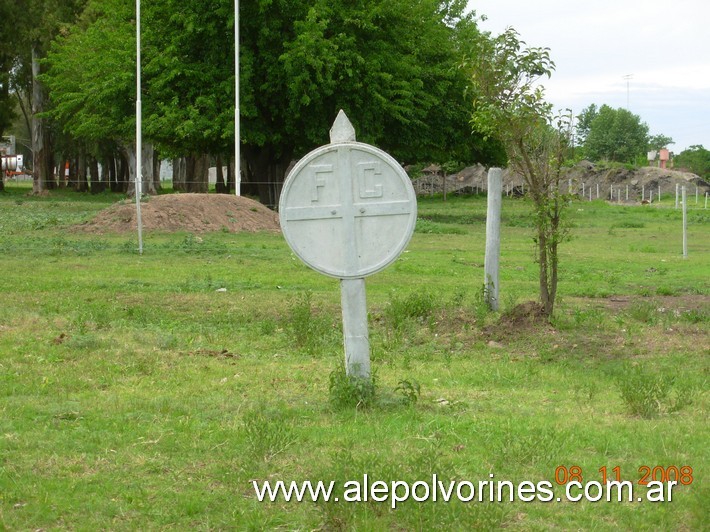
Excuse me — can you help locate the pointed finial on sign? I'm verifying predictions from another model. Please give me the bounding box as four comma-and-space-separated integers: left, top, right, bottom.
330, 110, 357, 143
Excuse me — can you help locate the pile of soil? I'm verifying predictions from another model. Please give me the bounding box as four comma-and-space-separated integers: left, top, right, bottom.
413, 161, 709, 200
77, 193, 281, 234
483, 301, 554, 341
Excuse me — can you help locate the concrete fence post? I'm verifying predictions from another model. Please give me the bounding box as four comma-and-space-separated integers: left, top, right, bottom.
484, 168, 503, 311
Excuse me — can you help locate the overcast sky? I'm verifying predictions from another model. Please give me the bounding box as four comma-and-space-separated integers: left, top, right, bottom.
466, 0, 710, 153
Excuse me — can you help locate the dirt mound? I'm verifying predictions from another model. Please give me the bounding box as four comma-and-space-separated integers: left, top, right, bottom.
413, 161, 709, 199
483, 301, 553, 340
77, 193, 281, 234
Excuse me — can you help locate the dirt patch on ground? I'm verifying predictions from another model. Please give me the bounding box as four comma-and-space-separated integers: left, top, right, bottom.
76, 193, 281, 234
572, 294, 710, 314
483, 300, 554, 340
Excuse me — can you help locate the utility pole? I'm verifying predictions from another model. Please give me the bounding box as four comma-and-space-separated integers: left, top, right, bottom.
234, 0, 241, 196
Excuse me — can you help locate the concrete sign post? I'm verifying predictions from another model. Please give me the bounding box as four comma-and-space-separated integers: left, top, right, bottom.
279, 111, 417, 378
484, 168, 502, 311
682, 186, 688, 258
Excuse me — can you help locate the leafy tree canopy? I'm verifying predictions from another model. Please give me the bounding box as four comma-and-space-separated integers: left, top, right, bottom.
581, 104, 649, 163
674, 145, 710, 179
42, 0, 135, 145
648, 133, 674, 151
41, 0, 503, 184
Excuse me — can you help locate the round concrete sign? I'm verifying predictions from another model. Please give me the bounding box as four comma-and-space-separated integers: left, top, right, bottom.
279, 142, 417, 279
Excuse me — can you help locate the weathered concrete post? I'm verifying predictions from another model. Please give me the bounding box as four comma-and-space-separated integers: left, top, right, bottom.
682, 186, 688, 258
279, 111, 417, 380
675, 183, 680, 209
340, 278, 370, 377
484, 168, 502, 311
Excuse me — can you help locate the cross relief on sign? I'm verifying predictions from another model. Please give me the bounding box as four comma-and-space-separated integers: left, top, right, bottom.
279, 110, 417, 378
280, 142, 416, 280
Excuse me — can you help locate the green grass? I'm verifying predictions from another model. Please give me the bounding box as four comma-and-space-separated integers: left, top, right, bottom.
0, 185, 708, 529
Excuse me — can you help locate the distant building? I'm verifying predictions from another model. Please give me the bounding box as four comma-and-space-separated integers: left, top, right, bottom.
647, 147, 672, 169
1, 135, 16, 156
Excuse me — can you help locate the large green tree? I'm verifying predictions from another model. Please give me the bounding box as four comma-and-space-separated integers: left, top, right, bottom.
241, 0, 500, 201
0, 2, 18, 141
647, 133, 674, 151
6, 0, 88, 192
674, 145, 710, 179
581, 104, 648, 163
42, 0, 501, 201
42, 0, 145, 193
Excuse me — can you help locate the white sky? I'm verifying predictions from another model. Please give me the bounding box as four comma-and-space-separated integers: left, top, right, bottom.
466, 0, 710, 152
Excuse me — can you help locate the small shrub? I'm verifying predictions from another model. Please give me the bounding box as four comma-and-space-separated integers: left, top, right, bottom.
329, 366, 377, 409
626, 300, 659, 324
242, 403, 297, 461
617, 364, 695, 418
288, 291, 336, 355
385, 290, 436, 331
472, 283, 492, 321
656, 286, 677, 296
394, 379, 421, 406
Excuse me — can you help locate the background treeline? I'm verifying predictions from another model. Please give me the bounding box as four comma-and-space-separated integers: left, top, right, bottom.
0, 0, 506, 200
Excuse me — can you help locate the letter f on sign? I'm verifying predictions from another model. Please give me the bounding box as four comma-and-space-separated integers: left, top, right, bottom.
310, 164, 332, 202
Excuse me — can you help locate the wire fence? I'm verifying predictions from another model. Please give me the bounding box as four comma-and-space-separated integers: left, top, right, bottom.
2, 174, 708, 256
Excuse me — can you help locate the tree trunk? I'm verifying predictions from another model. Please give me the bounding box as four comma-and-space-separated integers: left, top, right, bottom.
76, 153, 88, 192
244, 144, 291, 206
66, 157, 77, 190
89, 157, 104, 194
215, 154, 226, 193
173, 157, 187, 192
152, 150, 161, 192
538, 228, 553, 317
46, 147, 56, 189
117, 152, 129, 193
107, 155, 120, 193
123, 142, 138, 197
31, 44, 47, 194
140, 142, 157, 195
227, 159, 235, 194
186, 154, 209, 193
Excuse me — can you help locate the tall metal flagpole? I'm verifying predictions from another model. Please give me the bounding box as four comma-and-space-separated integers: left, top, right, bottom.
135, 0, 144, 253
234, 0, 241, 196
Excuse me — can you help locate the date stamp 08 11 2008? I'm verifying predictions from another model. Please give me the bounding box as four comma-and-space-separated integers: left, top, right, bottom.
554, 465, 694, 486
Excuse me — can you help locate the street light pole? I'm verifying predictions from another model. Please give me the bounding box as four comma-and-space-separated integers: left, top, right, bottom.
135, 0, 144, 254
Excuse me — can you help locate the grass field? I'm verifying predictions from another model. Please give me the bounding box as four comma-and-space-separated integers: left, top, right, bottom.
0, 183, 708, 530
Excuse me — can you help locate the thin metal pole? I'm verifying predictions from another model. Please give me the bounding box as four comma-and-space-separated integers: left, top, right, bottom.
234, 0, 241, 196
135, 0, 143, 254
